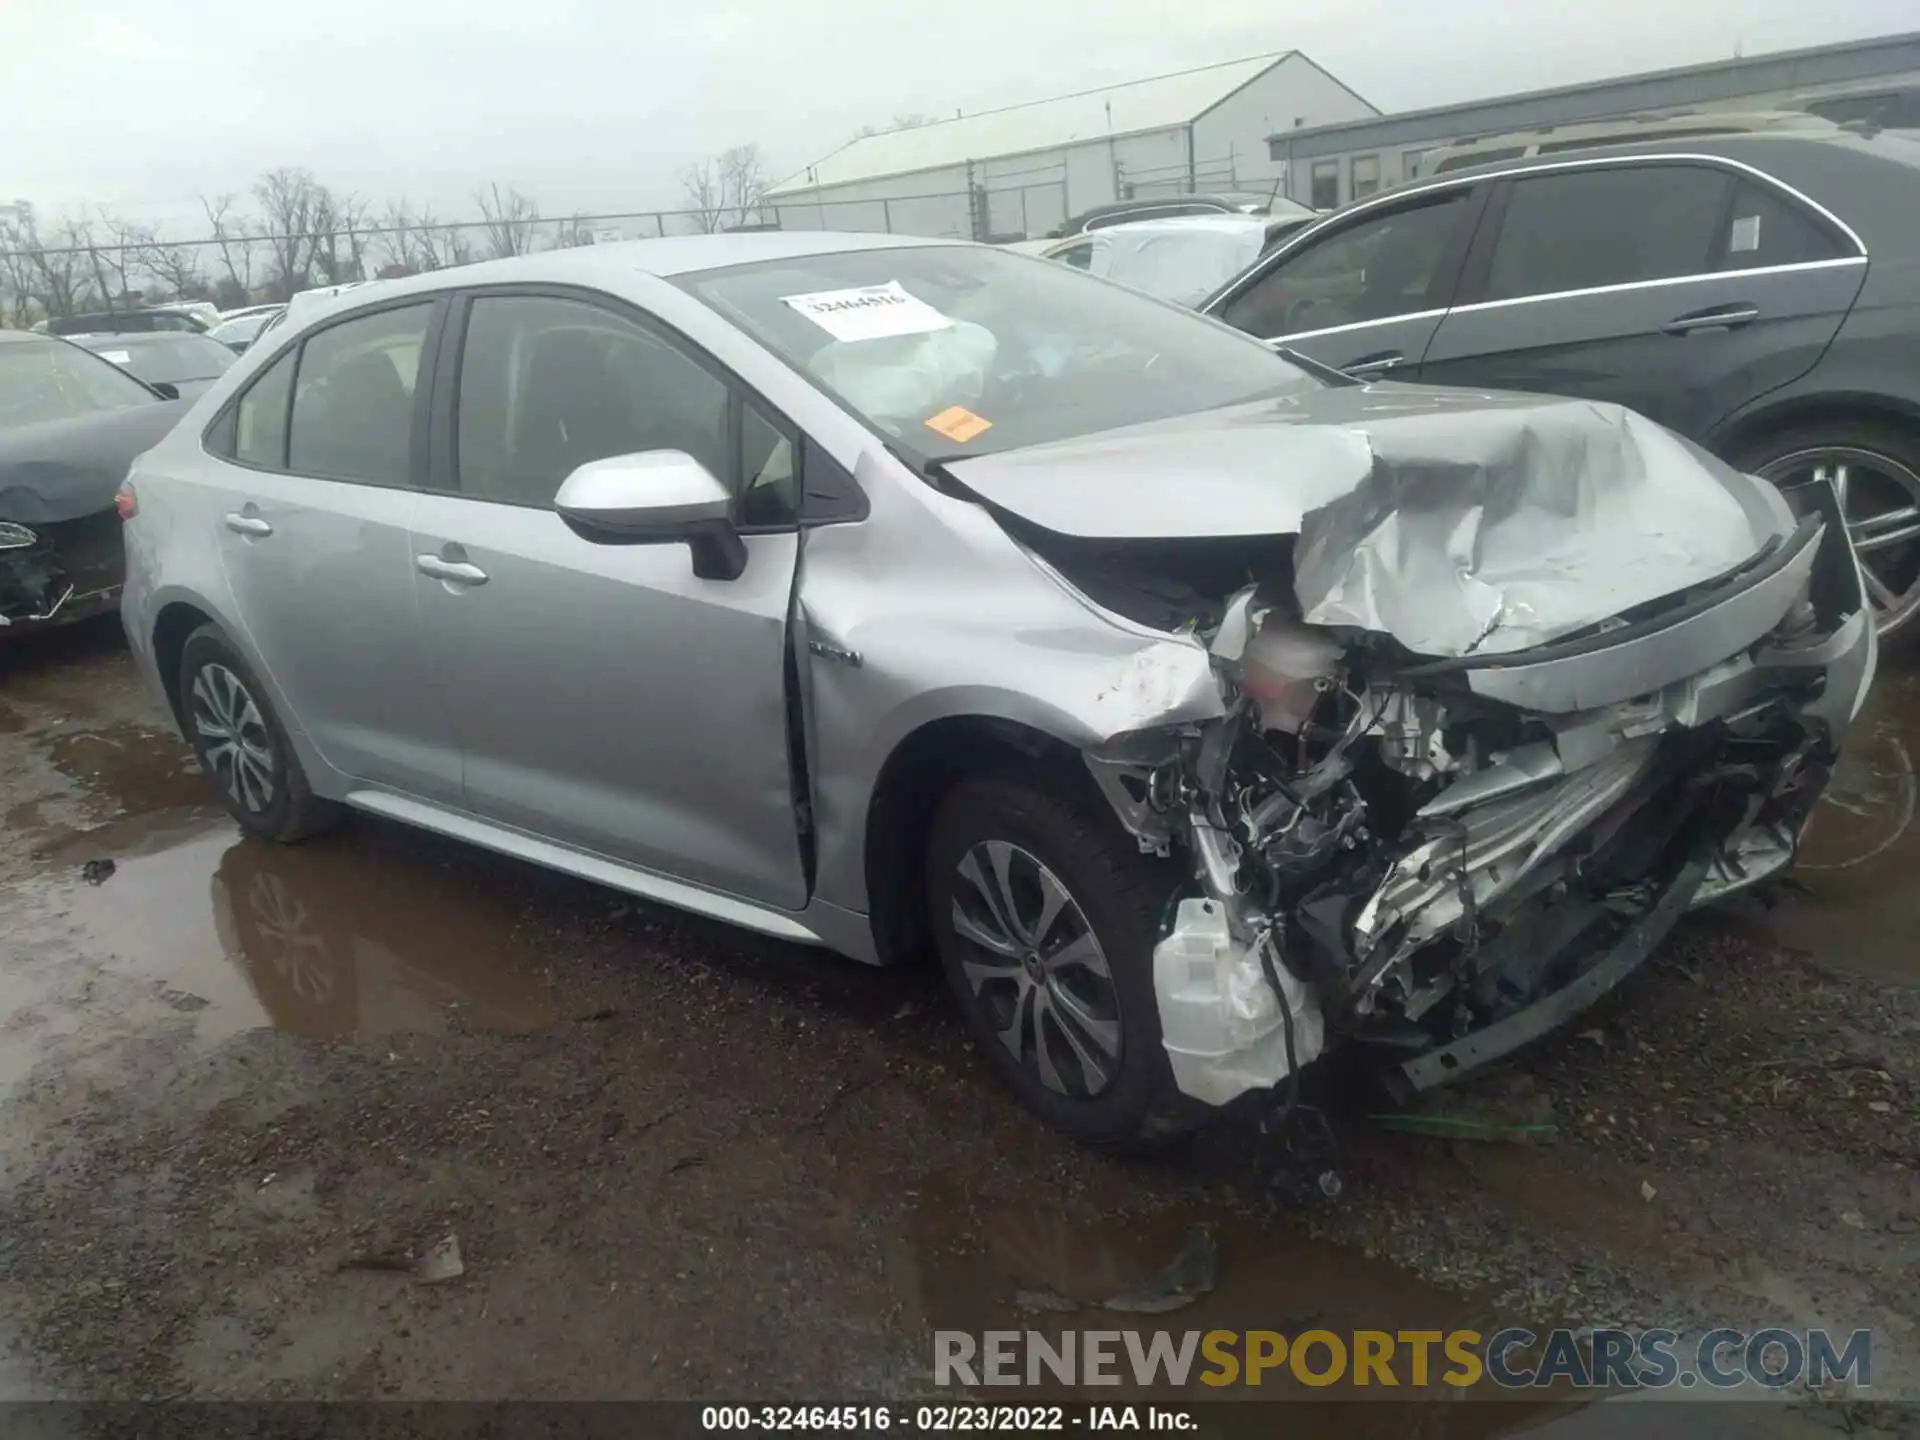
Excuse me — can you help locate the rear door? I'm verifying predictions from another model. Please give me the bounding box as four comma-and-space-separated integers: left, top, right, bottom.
406, 287, 808, 909
1204, 183, 1488, 380
206, 298, 462, 803
1418, 159, 1867, 438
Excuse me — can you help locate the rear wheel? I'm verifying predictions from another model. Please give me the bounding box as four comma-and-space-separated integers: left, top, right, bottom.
1733, 420, 1920, 635
177, 625, 338, 842
925, 769, 1196, 1151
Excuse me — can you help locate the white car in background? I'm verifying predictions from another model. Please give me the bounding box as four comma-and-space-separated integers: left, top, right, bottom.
1033, 215, 1302, 309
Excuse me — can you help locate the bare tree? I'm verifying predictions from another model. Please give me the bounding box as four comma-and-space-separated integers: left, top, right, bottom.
252, 167, 327, 298
131, 229, 212, 302
309, 187, 373, 285
476, 183, 539, 259
679, 157, 726, 234
855, 112, 935, 140
719, 144, 768, 229
0, 205, 101, 319
200, 193, 259, 305
549, 214, 596, 249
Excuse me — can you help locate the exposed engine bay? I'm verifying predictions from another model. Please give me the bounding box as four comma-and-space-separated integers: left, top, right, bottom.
1079, 575, 1857, 1106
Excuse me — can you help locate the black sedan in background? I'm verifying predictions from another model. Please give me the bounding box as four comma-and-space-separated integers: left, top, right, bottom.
0, 331, 182, 634
72, 331, 239, 403
1204, 127, 1920, 633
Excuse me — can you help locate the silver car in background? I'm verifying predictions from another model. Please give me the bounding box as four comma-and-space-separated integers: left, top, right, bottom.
120, 234, 1874, 1148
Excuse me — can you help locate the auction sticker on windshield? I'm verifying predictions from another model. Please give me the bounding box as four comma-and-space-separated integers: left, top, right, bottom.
925, 405, 993, 443
782, 281, 953, 342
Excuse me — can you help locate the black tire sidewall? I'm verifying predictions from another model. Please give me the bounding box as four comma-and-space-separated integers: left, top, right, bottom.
1731, 418, 1920, 482
925, 770, 1184, 1149
178, 627, 301, 840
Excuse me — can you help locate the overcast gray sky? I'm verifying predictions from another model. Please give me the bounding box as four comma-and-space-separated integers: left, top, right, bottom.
1, 0, 1910, 230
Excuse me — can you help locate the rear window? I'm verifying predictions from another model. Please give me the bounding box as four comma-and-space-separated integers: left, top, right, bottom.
1482, 164, 1732, 301
0, 339, 154, 429
1717, 179, 1850, 271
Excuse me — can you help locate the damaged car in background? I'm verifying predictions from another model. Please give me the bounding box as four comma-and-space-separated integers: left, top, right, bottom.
118, 235, 1874, 1152
2, 330, 182, 635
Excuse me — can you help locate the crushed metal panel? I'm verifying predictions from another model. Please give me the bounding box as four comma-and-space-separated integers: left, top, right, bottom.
1294, 400, 1766, 657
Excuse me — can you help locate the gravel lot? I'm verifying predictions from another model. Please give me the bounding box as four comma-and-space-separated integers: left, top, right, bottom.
1, 617, 1916, 1433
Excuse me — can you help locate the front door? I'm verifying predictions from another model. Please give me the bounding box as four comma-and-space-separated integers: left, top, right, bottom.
210, 300, 462, 804
1418, 161, 1866, 439
408, 289, 808, 909
1206, 183, 1487, 380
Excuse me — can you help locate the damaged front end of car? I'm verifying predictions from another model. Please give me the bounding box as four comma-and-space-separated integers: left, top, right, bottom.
992, 395, 1878, 1109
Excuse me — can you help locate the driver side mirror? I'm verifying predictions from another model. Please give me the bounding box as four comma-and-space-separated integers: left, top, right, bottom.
553, 450, 746, 581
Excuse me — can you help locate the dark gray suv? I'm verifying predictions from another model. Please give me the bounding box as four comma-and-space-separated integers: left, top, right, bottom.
1205, 130, 1920, 632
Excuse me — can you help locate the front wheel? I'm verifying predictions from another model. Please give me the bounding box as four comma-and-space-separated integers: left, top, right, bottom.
924, 770, 1196, 1151
1734, 421, 1920, 636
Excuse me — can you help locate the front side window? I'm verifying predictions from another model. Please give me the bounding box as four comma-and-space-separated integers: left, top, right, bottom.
1219, 190, 1472, 339
1051, 240, 1100, 272
287, 303, 433, 484
1482, 164, 1733, 303
0, 338, 154, 430
1717, 179, 1848, 272
677, 244, 1313, 470
1310, 160, 1340, 210
454, 294, 728, 508
234, 349, 295, 467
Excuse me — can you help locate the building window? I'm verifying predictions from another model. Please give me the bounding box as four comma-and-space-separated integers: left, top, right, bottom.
1310, 160, 1340, 210
1403, 148, 1430, 181
1351, 155, 1380, 200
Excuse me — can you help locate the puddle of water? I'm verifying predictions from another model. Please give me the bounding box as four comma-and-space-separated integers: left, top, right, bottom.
897, 1183, 1560, 1424
0, 810, 554, 1090
1736, 659, 1920, 984
43, 723, 209, 823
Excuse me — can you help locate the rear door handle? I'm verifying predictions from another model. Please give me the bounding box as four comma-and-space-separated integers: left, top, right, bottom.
1662, 305, 1760, 335
416, 555, 489, 586
1343, 352, 1406, 377
223, 512, 272, 537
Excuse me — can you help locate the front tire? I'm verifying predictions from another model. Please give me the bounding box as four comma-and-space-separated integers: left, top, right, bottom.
177, 625, 337, 842
925, 769, 1196, 1151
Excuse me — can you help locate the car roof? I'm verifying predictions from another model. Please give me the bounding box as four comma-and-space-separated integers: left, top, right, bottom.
325, 232, 960, 307
1079, 213, 1273, 240
70, 330, 218, 349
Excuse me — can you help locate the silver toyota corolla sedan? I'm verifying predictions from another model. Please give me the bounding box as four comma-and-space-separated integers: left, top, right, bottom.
121, 233, 1875, 1149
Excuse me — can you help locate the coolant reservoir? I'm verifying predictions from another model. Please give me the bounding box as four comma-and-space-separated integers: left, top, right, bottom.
1240, 616, 1343, 733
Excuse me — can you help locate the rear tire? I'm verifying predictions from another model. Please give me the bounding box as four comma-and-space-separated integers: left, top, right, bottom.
177, 625, 338, 843
1731, 418, 1920, 637
925, 767, 1199, 1152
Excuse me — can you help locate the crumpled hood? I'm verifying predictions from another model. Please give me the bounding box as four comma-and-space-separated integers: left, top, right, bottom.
945, 384, 1785, 656
0, 401, 183, 527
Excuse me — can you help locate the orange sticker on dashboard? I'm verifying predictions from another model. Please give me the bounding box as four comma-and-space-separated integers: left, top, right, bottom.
925, 405, 993, 444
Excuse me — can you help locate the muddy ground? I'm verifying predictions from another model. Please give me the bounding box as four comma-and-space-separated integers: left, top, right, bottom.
1, 618, 1918, 1431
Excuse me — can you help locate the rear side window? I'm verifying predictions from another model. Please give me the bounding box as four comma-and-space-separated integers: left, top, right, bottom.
1718, 180, 1849, 271
234, 349, 295, 467
1219, 190, 1472, 339
287, 304, 433, 484
1482, 164, 1732, 302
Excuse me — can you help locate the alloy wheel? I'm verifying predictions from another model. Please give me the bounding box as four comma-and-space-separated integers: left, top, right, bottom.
190, 662, 277, 814
1759, 446, 1920, 635
950, 840, 1121, 1098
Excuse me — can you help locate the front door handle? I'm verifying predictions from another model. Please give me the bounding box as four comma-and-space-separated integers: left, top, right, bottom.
223, 512, 272, 537
1343, 352, 1406, 378
1662, 305, 1760, 335
416, 555, 489, 586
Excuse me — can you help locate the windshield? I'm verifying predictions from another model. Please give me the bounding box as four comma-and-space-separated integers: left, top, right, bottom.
92, 335, 239, 385
1103, 227, 1268, 308
0, 339, 155, 430
675, 244, 1314, 466
208, 313, 275, 345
